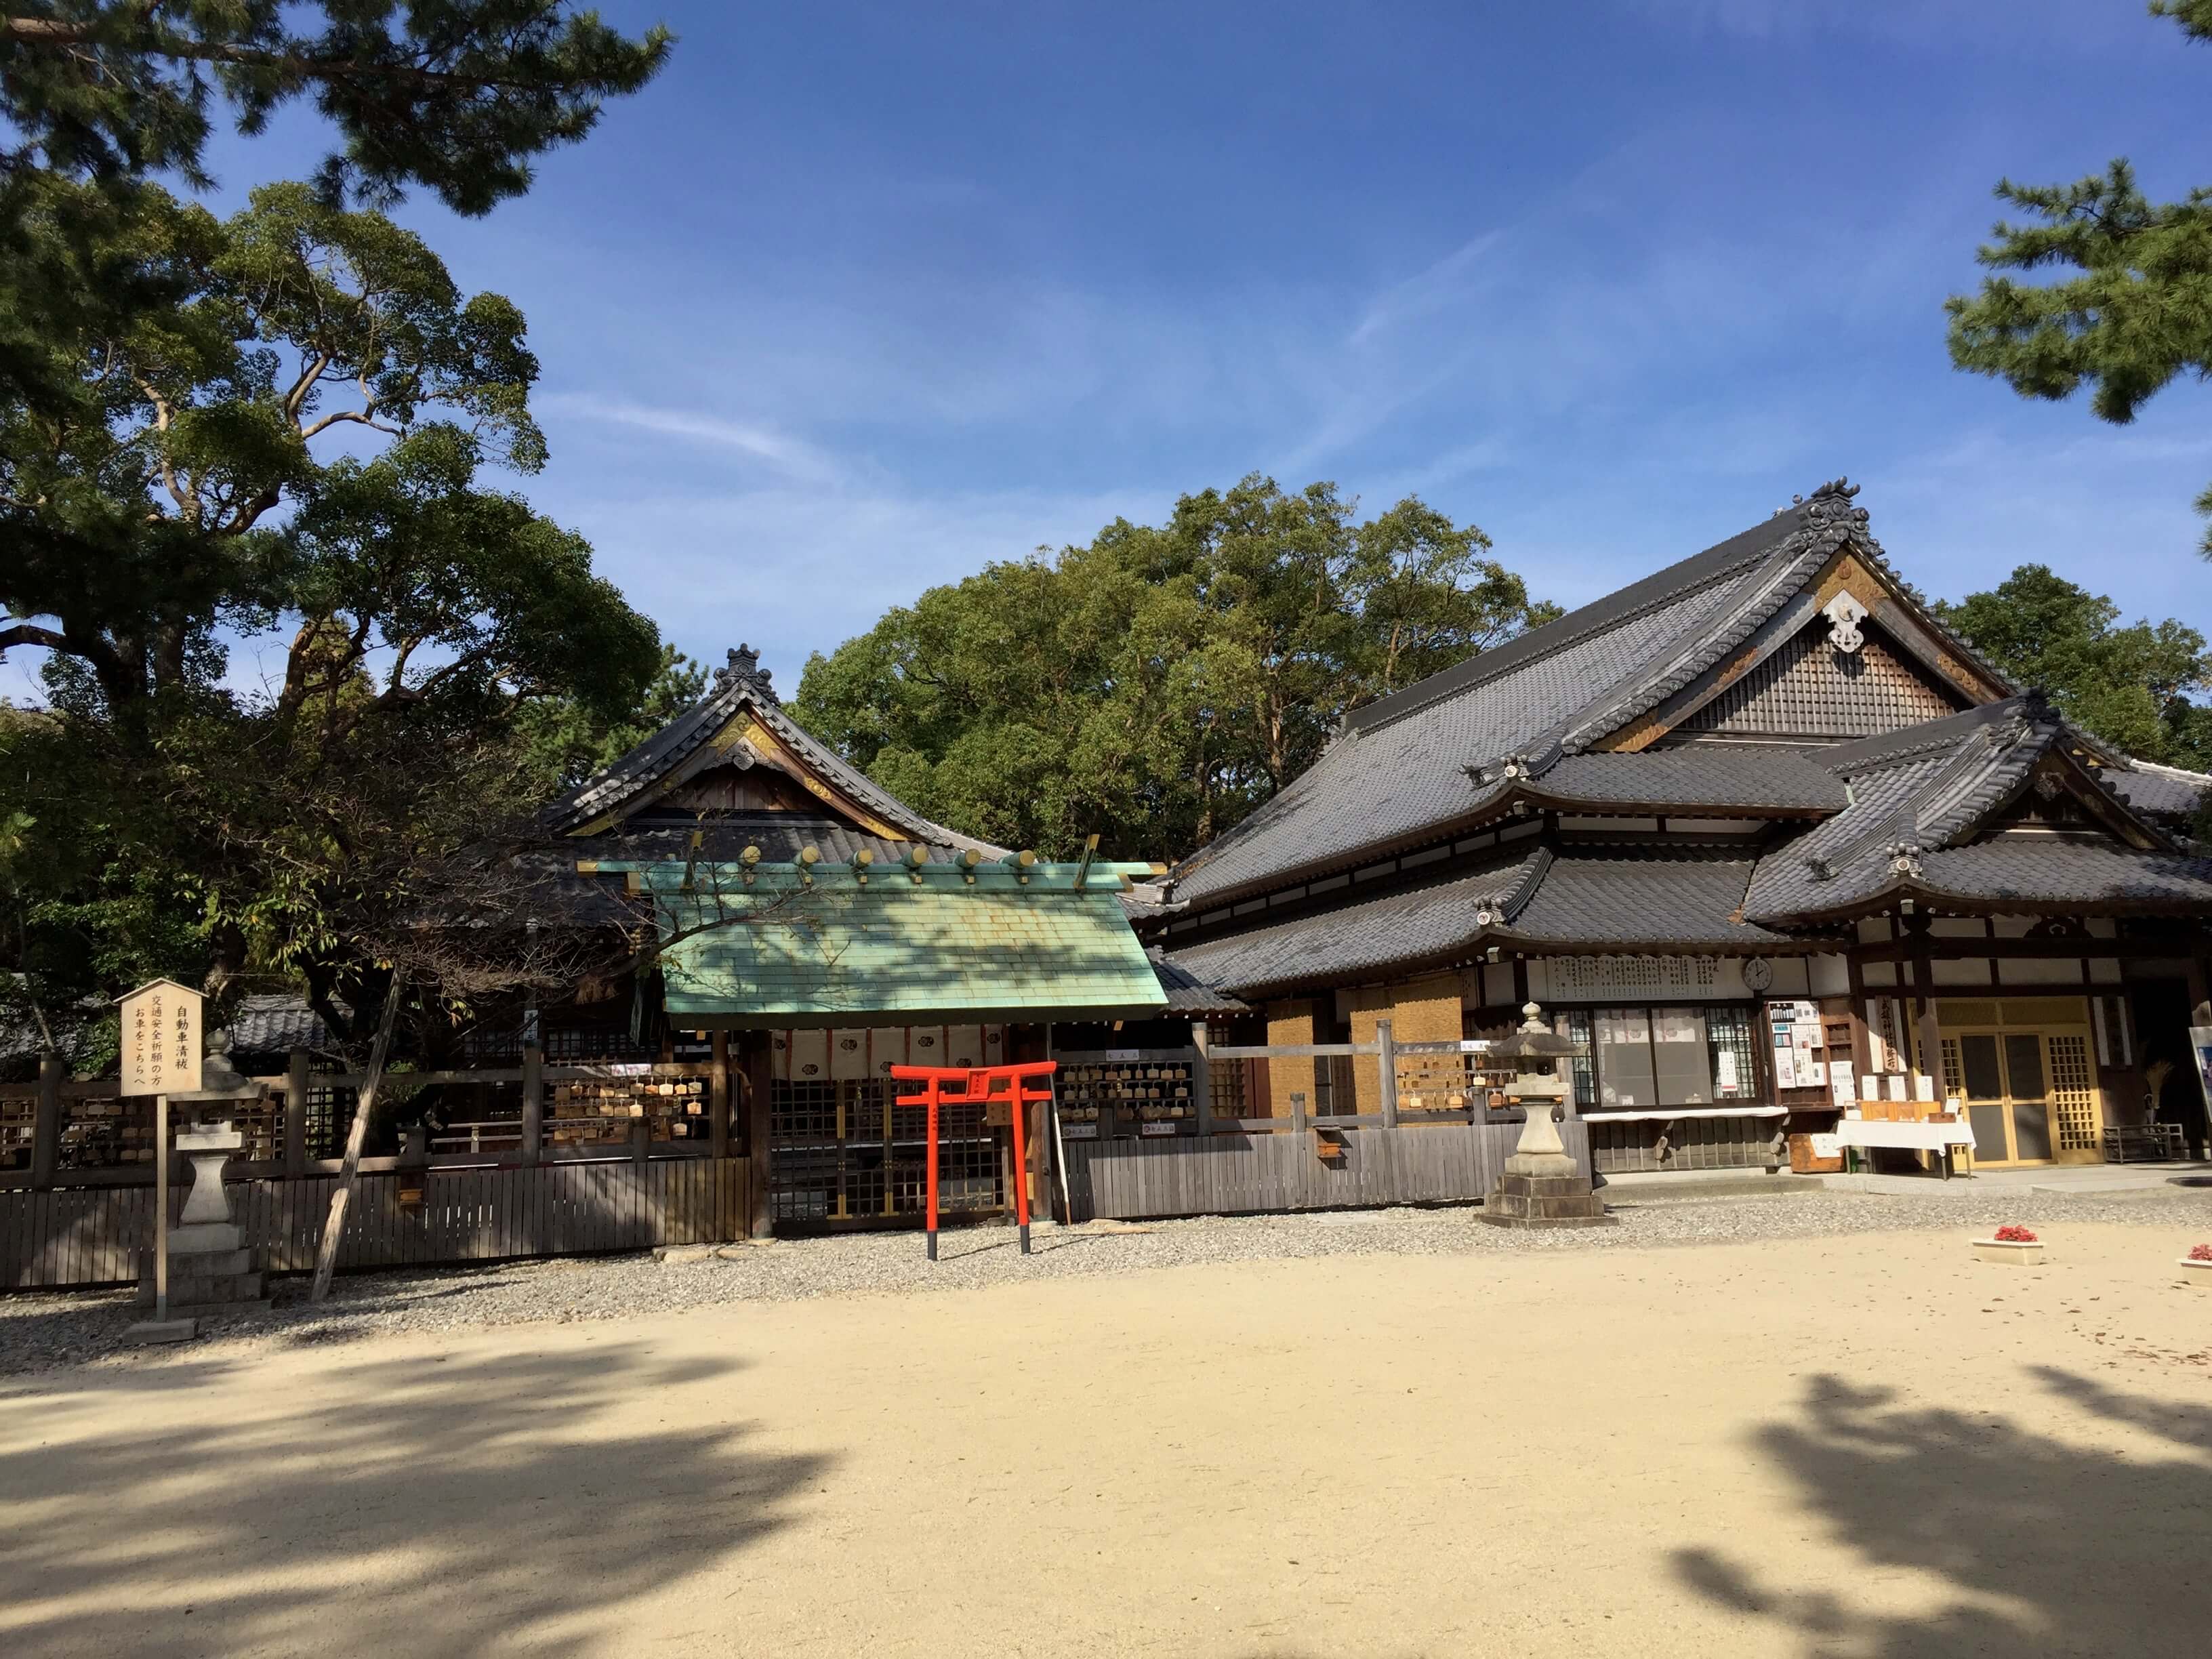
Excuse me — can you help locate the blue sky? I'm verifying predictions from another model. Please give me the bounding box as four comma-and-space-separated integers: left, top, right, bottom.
17, 1, 2212, 703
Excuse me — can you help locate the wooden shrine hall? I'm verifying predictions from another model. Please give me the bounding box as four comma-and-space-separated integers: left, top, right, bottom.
544, 645, 1177, 1231
1140, 479, 2212, 1179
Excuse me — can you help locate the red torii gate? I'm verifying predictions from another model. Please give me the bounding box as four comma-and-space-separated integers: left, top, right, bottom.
890, 1061, 1058, 1261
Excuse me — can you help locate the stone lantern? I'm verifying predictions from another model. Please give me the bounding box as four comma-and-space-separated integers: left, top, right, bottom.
1479, 1002, 1614, 1229
136, 1029, 271, 1322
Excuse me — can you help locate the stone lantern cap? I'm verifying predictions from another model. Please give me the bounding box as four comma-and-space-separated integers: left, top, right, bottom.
165, 1026, 267, 1103
1487, 1002, 1578, 1061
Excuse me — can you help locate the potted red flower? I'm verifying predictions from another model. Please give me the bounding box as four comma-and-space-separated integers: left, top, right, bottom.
2179, 1242, 2212, 1282
1973, 1223, 2046, 1265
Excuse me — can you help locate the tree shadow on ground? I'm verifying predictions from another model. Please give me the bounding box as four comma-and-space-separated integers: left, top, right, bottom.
0, 1342, 826, 1658
1673, 1369, 2209, 1656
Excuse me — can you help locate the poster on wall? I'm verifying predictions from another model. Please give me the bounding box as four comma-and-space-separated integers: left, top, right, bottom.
2193, 1027, 2212, 1115
1828, 1059, 1856, 1107
1774, 1046, 1799, 1090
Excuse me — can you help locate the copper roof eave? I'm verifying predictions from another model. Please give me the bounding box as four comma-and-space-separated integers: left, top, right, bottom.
684, 1002, 1170, 1031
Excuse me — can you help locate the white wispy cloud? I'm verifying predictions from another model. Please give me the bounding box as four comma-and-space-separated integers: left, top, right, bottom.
539, 394, 848, 485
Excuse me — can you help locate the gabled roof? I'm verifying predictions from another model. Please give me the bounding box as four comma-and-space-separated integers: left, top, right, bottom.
1742, 695, 2212, 922
548, 647, 1003, 854
1170, 480, 2003, 908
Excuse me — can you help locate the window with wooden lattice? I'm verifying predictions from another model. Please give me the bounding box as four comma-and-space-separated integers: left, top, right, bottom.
2047, 1033, 2100, 1151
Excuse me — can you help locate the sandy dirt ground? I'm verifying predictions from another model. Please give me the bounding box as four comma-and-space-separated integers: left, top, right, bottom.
2, 1223, 2207, 1659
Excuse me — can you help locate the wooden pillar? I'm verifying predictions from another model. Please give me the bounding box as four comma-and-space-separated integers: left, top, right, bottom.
745, 1034, 774, 1237
1190, 1020, 1213, 1136
284, 1049, 309, 1176
1290, 1088, 1309, 1134
520, 1041, 544, 1166
1376, 1017, 1399, 1128
30, 1055, 62, 1190
710, 1029, 732, 1160
631, 1116, 650, 1168
1912, 919, 1946, 1103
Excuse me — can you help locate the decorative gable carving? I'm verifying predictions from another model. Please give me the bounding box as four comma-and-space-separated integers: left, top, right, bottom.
1822, 592, 1868, 655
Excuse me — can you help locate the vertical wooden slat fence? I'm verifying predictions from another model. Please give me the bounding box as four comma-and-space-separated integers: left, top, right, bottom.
1058, 1118, 1587, 1222
0, 1157, 752, 1290
1052, 1029, 1600, 1223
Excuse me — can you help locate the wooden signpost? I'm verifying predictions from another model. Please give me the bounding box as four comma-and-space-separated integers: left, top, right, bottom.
119, 979, 204, 1341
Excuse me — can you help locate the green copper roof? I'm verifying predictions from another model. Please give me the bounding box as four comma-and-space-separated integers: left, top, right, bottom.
613, 860, 1169, 1027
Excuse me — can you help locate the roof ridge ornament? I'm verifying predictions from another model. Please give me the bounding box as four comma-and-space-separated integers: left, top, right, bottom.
716, 643, 779, 704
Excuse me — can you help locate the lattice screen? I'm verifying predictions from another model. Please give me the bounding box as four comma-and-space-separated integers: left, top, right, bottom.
2047, 1033, 2100, 1152
0, 1093, 33, 1171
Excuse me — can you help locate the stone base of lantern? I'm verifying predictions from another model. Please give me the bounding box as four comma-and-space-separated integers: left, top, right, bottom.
1479, 1170, 1616, 1229
136, 1119, 269, 1319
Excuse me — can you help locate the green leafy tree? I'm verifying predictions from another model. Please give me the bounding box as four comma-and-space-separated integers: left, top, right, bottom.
1935, 564, 2212, 767
0, 5, 674, 1063
0, 4, 671, 415
516, 643, 709, 790
0, 186, 663, 1054
0, 1, 672, 212
794, 475, 1557, 860
1946, 3, 2212, 551
1, 180, 568, 708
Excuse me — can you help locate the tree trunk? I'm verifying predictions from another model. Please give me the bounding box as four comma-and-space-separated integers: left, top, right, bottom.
309, 974, 403, 1302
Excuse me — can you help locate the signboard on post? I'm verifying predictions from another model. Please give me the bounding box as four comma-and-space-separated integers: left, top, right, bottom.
120, 979, 203, 1097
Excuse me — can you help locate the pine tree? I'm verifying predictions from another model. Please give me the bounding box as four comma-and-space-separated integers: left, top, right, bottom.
1945, 3, 2212, 552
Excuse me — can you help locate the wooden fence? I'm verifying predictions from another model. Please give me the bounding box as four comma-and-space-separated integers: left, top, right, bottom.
1057, 1117, 1587, 1221
1050, 1031, 1599, 1222
1, 1158, 752, 1290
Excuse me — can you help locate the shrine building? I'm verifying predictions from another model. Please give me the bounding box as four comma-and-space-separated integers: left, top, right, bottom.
1141, 478, 2212, 1176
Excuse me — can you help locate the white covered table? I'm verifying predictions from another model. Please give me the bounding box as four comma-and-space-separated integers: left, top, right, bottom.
1832, 1115, 1976, 1178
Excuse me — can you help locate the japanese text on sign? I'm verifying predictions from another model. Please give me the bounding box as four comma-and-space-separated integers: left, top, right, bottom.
119, 979, 203, 1096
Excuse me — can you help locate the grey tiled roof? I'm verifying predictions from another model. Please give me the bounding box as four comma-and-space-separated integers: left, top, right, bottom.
1165, 851, 1551, 996
1495, 851, 1794, 948
224, 994, 340, 1058
550, 648, 1003, 855
1170, 480, 2002, 908
2107, 762, 2211, 821
1742, 695, 2212, 920
1886, 840, 2212, 908
1148, 950, 1251, 1014
1525, 750, 1848, 813
1172, 576, 1745, 903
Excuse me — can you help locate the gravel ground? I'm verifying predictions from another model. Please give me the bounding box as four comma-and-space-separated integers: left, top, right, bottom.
5, 1180, 2210, 1380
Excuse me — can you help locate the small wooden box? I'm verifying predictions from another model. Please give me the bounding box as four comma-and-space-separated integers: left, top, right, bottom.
1788, 1133, 1843, 1174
